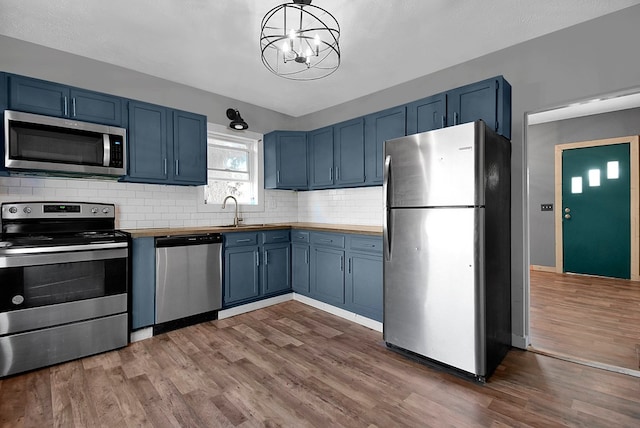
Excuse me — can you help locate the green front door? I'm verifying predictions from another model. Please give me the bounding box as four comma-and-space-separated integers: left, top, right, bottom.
562, 143, 630, 279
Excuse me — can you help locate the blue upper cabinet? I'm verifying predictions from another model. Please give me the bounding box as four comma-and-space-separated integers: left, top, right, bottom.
126, 101, 206, 186
309, 126, 335, 189
264, 131, 308, 190
334, 117, 365, 187
364, 106, 406, 185
127, 101, 169, 182
172, 109, 207, 185
8, 75, 123, 126
406, 92, 446, 135
446, 75, 511, 139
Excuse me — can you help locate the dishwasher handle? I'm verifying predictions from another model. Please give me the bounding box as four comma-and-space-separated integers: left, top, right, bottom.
155, 233, 223, 248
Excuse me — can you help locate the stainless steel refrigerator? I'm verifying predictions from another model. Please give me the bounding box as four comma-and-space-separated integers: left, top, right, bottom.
383, 120, 511, 382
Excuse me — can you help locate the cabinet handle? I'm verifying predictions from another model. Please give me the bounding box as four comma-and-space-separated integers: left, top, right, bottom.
454, 112, 459, 125
340, 255, 344, 271
337, 167, 340, 180
63, 96, 68, 116
163, 159, 167, 175
305, 249, 309, 264
329, 167, 333, 181
72, 98, 76, 117
175, 159, 179, 176
319, 238, 332, 243
441, 115, 446, 128
265, 250, 269, 265
256, 252, 260, 266
236, 238, 252, 243
348, 257, 351, 273
277, 170, 280, 183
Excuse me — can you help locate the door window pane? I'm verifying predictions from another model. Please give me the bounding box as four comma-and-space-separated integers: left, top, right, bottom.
607, 161, 619, 179
588, 169, 600, 187
571, 176, 583, 194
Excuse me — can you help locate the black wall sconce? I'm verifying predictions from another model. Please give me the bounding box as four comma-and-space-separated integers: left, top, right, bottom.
226, 108, 248, 130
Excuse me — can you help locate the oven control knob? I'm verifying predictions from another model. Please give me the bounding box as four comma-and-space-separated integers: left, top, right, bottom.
91, 207, 98, 214
23, 207, 31, 214
12, 295, 24, 305
102, 208, 110, 214
8, 206, 17, 214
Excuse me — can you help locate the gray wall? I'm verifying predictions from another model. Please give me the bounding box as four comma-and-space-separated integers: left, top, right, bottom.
528, 107, 640, 267
2, 5, 640, 347
0, 36, 295, 134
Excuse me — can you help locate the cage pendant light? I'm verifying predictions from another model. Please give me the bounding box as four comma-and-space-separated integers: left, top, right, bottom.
260, 0, 340, 80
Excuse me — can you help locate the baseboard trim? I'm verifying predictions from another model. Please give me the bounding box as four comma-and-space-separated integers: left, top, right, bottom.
130, 327, 153, 343
528, 345, 640, 378
218, 294, 294, 319
293, 294, 383, 332
530, 264, 557, 273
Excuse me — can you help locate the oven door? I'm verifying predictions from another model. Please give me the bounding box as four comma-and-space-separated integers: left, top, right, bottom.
0, 243, 128, 336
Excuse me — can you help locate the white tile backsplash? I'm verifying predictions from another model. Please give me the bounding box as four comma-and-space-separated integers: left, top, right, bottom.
0, 176, 382, 228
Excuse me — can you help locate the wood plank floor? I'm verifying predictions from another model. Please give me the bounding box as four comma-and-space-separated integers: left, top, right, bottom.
2, 300, 640, 427
529, 270, 640, 372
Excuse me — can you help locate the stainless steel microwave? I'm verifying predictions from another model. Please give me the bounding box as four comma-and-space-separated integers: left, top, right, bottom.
4, 110, 126, 176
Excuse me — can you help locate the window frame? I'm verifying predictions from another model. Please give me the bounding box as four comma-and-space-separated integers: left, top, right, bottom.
197, 123, 265, 213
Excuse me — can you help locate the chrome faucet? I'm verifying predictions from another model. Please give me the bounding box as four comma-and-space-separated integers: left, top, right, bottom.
222, 195, 241, 227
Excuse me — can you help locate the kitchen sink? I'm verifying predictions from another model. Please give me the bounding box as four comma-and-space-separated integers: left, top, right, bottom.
218, 224, 267, 228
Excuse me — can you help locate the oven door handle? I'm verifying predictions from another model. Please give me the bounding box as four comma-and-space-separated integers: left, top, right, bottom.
0, 242, 127, 255
0, 247, 128, 268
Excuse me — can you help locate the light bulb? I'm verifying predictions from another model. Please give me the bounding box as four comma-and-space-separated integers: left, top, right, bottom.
282, 41, 289, 53
289, 29, 296, 40
314, 34, 320, 46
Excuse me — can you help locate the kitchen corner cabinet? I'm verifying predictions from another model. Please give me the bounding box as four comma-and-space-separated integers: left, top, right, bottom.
125, 101, 206, 186
310, 232, 346, 306
264, 131, 308, 190
364, 106, 406, 185
131, 237, 156, 330
223, 230, 291, 307
291, 230, 311, 294
308, 126, 334, 188
8, 74, 123, 126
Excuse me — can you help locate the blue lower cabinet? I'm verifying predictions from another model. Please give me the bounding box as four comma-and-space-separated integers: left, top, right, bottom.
224, 245, 260, 305
311, 246, 345, 306
346, 252, 383, 322
262, 242, 291, 295
223, 230, 291, 308
131, 237, 156, 329
291, 243, 310, 294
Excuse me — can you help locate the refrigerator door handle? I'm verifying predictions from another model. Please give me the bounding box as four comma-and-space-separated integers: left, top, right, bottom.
383, 155, 392, 261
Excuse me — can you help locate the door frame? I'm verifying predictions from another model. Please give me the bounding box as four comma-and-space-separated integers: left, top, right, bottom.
554, 135, 640, 280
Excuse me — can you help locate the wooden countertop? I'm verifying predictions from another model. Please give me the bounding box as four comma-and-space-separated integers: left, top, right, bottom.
124, 222, 382, 238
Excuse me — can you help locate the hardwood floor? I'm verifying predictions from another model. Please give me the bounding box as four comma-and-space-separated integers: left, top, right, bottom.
529, 270, 640, 372
2, 300, 640, 427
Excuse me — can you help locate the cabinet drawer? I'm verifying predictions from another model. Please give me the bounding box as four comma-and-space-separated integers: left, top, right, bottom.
311, 232, 345, 249
291, 230, 310, 244
262, 230, 290, 244
349, 236, 383, 254
224, 232, 259, 247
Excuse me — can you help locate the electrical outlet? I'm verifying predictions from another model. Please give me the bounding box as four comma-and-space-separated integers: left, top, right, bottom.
541, 203, 553, 211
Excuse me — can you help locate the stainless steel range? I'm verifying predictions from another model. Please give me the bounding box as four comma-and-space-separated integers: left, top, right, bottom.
0, 201, 129, 377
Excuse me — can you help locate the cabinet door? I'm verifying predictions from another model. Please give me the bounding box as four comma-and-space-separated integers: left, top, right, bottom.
309, 126, 334, 188
365, 106, 406, 185
406, 93, 446, 135
277, 132, 308, 189
131, 237, 156, 329
70, 89, 123, 126
447, 78, 498, 130
224, 246, 260, 306
346, 252, 383, 322
9, 75, 68, 117
262, 243, 291, 295
292, 243, 310, 294
310, 246, 345, 306
172, 110, 207, 185
334, 118, 365, 187
127, 101, 169, 182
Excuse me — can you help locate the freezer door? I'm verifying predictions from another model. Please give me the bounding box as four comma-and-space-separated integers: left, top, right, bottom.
384, 121, 485, 208
383, 207, 485, 375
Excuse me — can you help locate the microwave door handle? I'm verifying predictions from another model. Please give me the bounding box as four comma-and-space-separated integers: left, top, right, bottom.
103, 134, 111, 167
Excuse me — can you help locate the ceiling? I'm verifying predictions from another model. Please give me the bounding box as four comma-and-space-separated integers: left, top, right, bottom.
1, 0, 640, 117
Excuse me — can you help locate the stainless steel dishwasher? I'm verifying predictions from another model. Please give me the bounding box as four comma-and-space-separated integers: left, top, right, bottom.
155, 234, 223, 324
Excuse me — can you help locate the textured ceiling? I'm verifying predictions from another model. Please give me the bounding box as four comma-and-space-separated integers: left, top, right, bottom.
1, 0, 639, 117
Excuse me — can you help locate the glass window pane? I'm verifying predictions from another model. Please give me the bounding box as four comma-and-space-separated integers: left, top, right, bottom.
588, 169, 600, 187
607, 161, 619, 179
571, 176, 582, 194
207, 146, 248, 173
208, 169, 250, 181
205, 180, 256, 205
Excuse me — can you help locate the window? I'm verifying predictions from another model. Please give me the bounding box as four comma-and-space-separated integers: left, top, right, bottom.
204, 125, 262, 206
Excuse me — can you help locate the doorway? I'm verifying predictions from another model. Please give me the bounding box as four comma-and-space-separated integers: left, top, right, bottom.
554, 136, 639, 280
